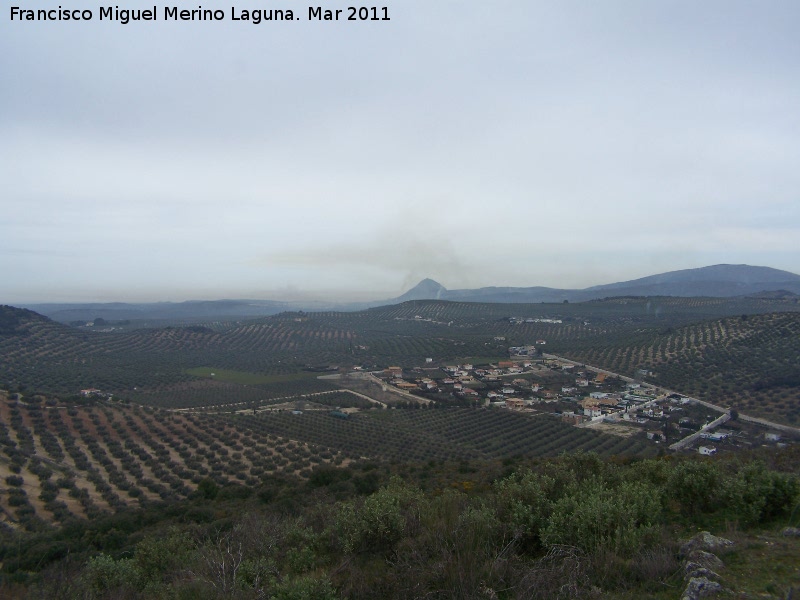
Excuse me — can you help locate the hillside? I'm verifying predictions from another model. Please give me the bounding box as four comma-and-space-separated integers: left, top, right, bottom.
0, 390, 652, 533
2, 429, 798, 599
19, 299, 290, 324
3, 297, 800, 422
586, 264, 800, 297
0, 305, 48, 336
2, 301, 800, 599
0, 393, 350, 529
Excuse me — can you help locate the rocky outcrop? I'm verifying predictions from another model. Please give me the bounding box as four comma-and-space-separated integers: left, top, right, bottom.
690, 550, 725, 571
684, 562, 720, 581
680, 577, 723, 600
677, 532, 733, 600
679, 532, 733, 558
781, 527, 800, 537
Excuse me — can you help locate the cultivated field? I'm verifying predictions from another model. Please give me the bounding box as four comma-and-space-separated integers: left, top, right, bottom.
1, 389, 655, 529
3, 296, 800, 400
0, 393, 349, 530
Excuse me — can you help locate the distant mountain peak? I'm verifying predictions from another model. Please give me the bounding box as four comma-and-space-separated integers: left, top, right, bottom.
415, 278, 446, 290
395, 279, 447, 302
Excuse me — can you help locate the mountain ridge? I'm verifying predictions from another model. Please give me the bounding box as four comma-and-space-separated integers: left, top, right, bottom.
18, 264, 800, 322
389, 264, 800, 304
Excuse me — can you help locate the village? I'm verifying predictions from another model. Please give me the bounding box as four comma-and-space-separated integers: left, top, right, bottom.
374, 346, 797, 456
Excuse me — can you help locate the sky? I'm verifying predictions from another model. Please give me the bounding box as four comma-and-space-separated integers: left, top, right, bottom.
2, 1, 800, 303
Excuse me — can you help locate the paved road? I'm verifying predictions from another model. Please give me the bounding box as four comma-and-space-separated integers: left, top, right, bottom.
540, 352, 800, 440
172, 388, 383, 413
303, 371, 431, 405
669, 413, 732, 451
363, 372, 432, 405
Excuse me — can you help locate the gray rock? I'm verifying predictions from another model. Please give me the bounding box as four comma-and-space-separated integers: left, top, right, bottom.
679, 531, 734, 557
781, 527, 800, 537
683, 562, 720, 581
690, 550, 724, 571
680, 576, 723, 600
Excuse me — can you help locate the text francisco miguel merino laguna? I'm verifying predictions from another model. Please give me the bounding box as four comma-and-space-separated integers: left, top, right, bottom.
9, 5, 391, 24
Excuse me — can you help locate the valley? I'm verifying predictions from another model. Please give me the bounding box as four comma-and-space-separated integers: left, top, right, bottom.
2, 288, 800, 598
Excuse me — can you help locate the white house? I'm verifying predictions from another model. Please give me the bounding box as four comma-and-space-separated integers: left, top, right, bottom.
698, 446, 717, 456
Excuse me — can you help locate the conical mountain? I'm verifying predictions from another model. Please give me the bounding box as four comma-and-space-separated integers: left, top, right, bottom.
393, 279, 447, 302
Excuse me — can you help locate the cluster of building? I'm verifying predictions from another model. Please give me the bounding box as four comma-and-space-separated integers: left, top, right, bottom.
697, 430, 786, 456
508, 317, 563, 324
376, 355, 796, 453
79, 388, 114, 400
380, 358, 672, 419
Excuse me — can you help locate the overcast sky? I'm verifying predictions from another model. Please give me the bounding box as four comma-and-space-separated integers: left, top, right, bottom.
2, 1, 799, 303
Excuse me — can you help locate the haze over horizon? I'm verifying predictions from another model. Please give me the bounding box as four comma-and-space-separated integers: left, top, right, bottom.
3, 2, 800, 303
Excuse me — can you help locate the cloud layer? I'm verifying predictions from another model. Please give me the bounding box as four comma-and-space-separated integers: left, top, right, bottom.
2, 1, 799, 301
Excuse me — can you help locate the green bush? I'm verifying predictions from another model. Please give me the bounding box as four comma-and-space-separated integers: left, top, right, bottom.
271, 575, 338, 600
134, 528, 194, 585
308, 465, 351, 488
236, 556, 277, 591
494, 470, 555, 550
334, 477, 422, 554
666, 460, 720, 515
8, 490, 29, 507
722, 462, 800, 524
541, 480, 661, 556
82, 553, 141, 596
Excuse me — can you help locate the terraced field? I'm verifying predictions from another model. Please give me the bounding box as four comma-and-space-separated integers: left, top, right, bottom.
0, 393, 350, 531
1, 387, 657, 530
128, 377, 339, 410
230, 407, 655, 464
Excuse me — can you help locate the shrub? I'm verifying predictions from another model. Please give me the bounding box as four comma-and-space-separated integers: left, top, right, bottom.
271, 575, 337, 600
666, 460, 719, 515
81, 553, 141, 596
334, 477, 422, 554
541, 480, 661, 556
494, 470, 555, 551
134, 528, 193, 585
722, 462, 800, 524
196, 477, 219, 500
8, 490, 29, 507
235, 556, 277, 592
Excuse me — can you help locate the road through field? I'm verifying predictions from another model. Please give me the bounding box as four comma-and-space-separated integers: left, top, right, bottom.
539, 353, 800, 442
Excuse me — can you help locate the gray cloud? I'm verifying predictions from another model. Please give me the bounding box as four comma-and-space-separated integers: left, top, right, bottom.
1, 1, 799, 302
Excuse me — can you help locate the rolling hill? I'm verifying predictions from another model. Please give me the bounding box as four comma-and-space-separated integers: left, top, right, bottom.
20, 264, 800, 323
3, 292, 800, 421
395, 264, 800, 304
